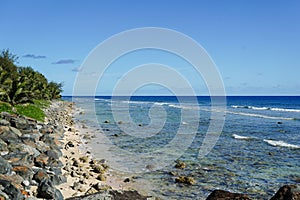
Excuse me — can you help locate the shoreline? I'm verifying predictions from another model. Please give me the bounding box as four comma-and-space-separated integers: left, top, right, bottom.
58, 103, 137, 198
0, 100, 299, 199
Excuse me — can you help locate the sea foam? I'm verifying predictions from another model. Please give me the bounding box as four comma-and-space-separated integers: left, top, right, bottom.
263, 139, 300, 149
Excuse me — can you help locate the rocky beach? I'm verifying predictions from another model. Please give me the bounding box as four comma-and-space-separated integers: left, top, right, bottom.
0, 100, 149, 199
0, 100, 299, 200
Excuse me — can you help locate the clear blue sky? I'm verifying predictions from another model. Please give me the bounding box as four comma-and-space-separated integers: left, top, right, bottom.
1, 0, 299, 96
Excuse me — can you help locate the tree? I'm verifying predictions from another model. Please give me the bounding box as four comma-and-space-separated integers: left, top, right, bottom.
0, 49, 63, 105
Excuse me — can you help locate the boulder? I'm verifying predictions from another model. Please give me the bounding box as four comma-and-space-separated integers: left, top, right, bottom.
270, 184, 300, 200
175, 160, 186, 169
0, 156, 12, 175
66, 189, 150, 200
12, 165, 33, 180
37, 179, 63, 200
206, 190, 251, 200
0, 179, 24, 200
0, 138, 8, 155
33, 169, 50, 183
175, 176, 196, 185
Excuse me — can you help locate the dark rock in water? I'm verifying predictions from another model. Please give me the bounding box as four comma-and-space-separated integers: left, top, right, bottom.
277, 121, 283, 124
0, 179, 24, 199
206, 190, 251, 200
175, 176, 196, 185
66, 189, 150, 200
206, 190, 250, 200
123, 177, 131, 182
0, 156, 12, 175
270, 184, 300, 200
37, 179, 63, 200
175, 160, 186, 169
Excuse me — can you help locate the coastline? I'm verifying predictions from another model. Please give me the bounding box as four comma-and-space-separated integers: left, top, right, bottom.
58, 102, 139, 198
0, 99, 299, 199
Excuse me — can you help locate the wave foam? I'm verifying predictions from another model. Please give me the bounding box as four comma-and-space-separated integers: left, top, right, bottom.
232, 105, 300, 113
263, 139, 300, 149
232, 134, 252, 140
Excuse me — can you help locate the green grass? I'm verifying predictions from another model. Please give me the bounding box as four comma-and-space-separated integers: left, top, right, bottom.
15, 104, 46, 121
0, 102, 14, 114
0, 100, 50, 121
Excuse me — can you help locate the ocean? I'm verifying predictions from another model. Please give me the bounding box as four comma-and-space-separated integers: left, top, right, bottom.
63, 96, 300, 199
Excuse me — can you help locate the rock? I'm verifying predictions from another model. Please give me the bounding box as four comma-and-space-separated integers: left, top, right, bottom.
37, 179, 63, 200
123, 177, 131, 183
97, 174, 106, 181
79, 156, 89, 163
270, 184, 300, 200
8, 143, 40, 157
12, 165, 33, 180
175, 160, 186, 169
68, 127, 76, 132
0, 179, 24, 199
34, 153, 49, 167
206, 190, 251, 200
277, 121, 283, 124
46, 149, 61, 160
93, 182, 112, 191
66, 141, 75, 148
0, 156, 12, 175
51, 174, 67, 185
0, 139, 8, 155
175, 176, 196, 185
85, 187, 98, 195
0, 126, 20, 143
92, 164, 106, 174
22, 180, 30, 187
33, 170, 50, 183
66, 189, 150, 200
169, 171, 178, 176
9, 127, 22, 137
0, 119, 10, 126
71, 171, 78, 177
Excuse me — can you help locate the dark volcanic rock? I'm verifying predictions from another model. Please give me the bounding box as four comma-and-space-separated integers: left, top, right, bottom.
37, 179, 63, 200
270, 184, 300, 200
206, 190, 251, 200
0, 179, 24, 199
66, 189, 150, 200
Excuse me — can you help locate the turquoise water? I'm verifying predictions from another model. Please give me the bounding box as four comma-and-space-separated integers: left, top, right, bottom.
64, 96, 300, 199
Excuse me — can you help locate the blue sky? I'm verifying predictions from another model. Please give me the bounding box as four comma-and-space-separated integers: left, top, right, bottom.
1, 0, 299, 95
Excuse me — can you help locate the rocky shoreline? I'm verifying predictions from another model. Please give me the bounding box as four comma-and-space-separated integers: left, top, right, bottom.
0, 100, 299, 199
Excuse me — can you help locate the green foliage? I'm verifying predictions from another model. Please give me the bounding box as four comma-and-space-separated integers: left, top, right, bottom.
0, 49, 63, 105
0, 102, 14, 114
15, 104, 46, 121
